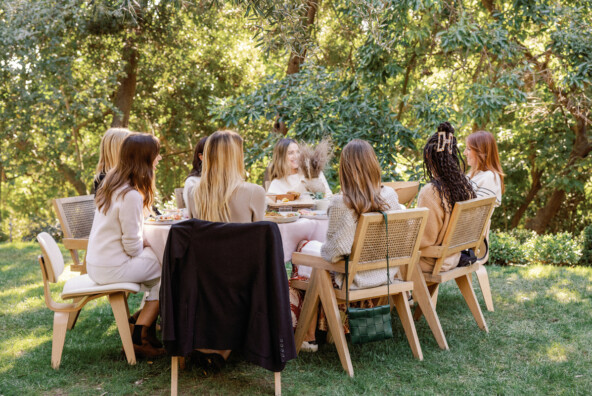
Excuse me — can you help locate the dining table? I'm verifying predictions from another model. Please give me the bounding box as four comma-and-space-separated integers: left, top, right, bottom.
144, 217, 329, 265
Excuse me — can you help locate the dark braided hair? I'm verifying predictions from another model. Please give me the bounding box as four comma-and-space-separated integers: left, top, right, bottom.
423, 122, 476, 213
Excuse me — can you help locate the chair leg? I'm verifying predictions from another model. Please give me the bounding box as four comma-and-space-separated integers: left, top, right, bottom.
294, 273, 321, 354
67, 299, 82, 330
51, 311, 69, 369
317, 270, 353, 377
171, 356, 178, 396
413, 283, 439, 321
109, 292, 136, 365
392, 293, 423, 361
475, 265, 494, 312
274, 371, 281, 396
411, 269, 448, 350
455, 274, 489, 332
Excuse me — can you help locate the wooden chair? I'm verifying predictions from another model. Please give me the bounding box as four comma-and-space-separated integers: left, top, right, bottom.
475, 240, 494, 311
53, 195, 96, 273
383, 181, 420, 207
412, 196, 496, 335
36, 232, 140, 369
174, 188, 185, 209
292, 208, 449, 377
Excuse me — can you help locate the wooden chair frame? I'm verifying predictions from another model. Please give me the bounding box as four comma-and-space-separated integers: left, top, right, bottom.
413, 196, 496, 335
291, 208, 449, 377
37, 233, 138, 369
53, 195, 96, 273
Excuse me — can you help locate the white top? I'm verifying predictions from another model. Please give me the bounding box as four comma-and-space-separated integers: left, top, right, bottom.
469, 170, 502, 207
87, 185, 145, 268
268, 171, 332, 197
183, 176, 200, 208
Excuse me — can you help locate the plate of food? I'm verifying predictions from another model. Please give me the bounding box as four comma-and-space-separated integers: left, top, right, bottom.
264, 211, 301, 223
298, 209, 328, 220
145, 213, 186, 225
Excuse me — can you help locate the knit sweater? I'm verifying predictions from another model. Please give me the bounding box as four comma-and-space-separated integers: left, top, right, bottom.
417, 183, 461, 273
268, 171, 332, 198
469, 170, 502, 207
321, 186, 404, 289
87, 185, 145, 268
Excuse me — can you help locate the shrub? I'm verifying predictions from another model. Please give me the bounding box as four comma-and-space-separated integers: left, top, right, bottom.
526, 232, 581, 266
489, 231, 529, 265
579, 225, 592, 266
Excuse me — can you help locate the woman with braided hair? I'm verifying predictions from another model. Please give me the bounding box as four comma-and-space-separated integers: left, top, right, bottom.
417, 122, 476, 273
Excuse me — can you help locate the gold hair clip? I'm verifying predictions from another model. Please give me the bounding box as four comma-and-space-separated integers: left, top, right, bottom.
436, 132, 453, 154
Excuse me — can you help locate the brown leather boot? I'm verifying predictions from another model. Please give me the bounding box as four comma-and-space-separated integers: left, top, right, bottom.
130, 324, 166, 359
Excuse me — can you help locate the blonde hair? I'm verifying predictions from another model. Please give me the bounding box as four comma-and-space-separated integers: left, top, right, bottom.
94, 128, 132, 183
95, 134, 160, 214
339, 140, 388, 216
192, 130, 245, 222
269, 138, 297, 180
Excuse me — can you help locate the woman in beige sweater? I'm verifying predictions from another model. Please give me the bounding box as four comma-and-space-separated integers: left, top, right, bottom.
418, 122, 476, 273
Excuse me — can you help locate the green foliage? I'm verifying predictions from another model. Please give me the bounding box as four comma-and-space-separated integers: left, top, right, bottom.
579, 225, 592, 266
489, 231, 529, 265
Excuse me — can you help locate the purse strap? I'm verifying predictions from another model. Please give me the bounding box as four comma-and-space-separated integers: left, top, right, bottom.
345, 211, 390, 310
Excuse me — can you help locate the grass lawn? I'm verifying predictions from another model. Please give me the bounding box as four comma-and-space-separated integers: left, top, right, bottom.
0, 241, 591, 395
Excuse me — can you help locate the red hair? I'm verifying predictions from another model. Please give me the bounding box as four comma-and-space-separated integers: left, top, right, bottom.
466, 131, 505, 194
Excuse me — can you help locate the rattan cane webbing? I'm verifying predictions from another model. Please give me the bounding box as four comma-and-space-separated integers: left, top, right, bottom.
357, 217, 422, 266
448, 204, 490, 248
62, 200, 96, 238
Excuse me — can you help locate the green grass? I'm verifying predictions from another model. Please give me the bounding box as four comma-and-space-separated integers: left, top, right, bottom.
1, 242, 591, 395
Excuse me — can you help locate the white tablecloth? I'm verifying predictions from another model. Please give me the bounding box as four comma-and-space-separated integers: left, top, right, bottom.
143, 218, 329, 264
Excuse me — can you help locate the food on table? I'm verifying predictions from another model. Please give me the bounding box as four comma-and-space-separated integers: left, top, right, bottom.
286, 191, 301, 200
282, 198, 290, 203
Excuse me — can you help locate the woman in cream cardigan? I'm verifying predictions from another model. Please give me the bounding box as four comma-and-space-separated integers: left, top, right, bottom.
464, 130, 504, 207
267, 138, 332, 197
417, 122, 477, 273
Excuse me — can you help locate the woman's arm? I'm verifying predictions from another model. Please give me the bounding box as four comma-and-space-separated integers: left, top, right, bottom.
320, 197, 357, 262
119, 190, 144, 257
417, 185, 444, 250
250, 184, 267, 222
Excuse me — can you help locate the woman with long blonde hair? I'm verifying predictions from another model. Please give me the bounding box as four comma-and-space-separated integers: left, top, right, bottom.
92, 127, 132, 193
187, 130, 266, 223
267, 138, 332, 197
290, 139, 404, 351
87, 133, 165, 359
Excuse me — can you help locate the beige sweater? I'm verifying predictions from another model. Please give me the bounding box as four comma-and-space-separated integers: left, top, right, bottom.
187, 181, 266, 223
417, 183, 461, 273
321, 186, 405, 289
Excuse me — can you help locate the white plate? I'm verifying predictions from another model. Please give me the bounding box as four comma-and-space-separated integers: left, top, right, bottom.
299, 210, 328, 220
264, 212, 301, 223
144, 219, 183, 225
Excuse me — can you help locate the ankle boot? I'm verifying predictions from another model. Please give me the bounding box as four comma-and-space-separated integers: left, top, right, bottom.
129, 324, 166, 359
145, 321, 163, 348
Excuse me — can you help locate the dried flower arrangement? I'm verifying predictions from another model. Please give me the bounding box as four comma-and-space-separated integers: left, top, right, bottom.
298, 138, 334, 194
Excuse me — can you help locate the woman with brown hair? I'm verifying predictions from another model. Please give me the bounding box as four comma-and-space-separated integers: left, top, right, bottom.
291, 139, 404, 351
187, 130, 266, 223
182, 136, 208, 207
417, 122, 476, 273
464, 130, 504, 207
87, 133, 165, 359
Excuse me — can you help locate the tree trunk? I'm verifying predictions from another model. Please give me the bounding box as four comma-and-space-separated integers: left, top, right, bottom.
526, 119, 591, 233
111, 37, 139, 128
57, 163, 87, 196
510, 167, 543, 228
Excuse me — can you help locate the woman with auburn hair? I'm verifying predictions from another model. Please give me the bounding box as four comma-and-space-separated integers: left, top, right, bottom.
290, 139, 404, 351
92, 127, 132, 193
267, 138, 332, 197
417, 122, 476, 273
464, 130, 504, 207
182, 136, 208, 207
187, 130, 266, 223
87, 133, 165, 359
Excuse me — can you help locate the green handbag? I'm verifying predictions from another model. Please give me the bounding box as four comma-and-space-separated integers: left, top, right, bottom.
346, 211, 393, 345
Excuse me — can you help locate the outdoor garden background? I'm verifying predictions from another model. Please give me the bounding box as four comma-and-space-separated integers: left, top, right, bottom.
0, 1, 591, 394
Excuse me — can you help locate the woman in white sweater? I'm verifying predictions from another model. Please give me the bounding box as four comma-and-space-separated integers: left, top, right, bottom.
290, 139, 404, 350
87, 133, 164, 359
267, 138, 332, 197
182, 136, 208, 208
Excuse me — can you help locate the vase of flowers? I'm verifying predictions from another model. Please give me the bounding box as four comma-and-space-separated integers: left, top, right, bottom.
298, 138, 333, 198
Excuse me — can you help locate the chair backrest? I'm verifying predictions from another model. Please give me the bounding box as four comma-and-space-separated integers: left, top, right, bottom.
432, 196, 496, 275
53, 195, 96, 239
347, 208, 429, 287
174, 188, 185, 209
37, 232, 65, 283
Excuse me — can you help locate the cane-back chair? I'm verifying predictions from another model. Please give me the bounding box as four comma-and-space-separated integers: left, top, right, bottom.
291, 208, 448, 377
413, 196, 496, 335
37, 232, 140, 369
53, 195, 96, 273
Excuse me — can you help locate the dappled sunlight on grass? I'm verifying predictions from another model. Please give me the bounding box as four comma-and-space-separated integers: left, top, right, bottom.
512, 290, 538, 303
545, 343, 569, 363
547, 286, 580, 303
521, 265, 556, 280
0, 331, 51, 366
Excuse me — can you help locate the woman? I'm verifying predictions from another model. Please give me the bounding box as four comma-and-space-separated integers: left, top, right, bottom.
291, 139, 404, 350
92, 128, 132, 193
86, 133, 165, 359
188, 130, 266, 223
182, 136, 208, 208
417, 122, 476, 273
464, 130, 504, 207
267, 138, 332, 197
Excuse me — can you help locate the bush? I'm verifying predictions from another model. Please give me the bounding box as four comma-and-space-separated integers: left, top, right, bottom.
579, 225, 592, 266
489, 229, 583, 266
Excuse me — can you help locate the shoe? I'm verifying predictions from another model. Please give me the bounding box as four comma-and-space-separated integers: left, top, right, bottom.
145, 321, 163, 348
129, 324, 166, 359
301, 341, 318, 353
190, 350, 226, 374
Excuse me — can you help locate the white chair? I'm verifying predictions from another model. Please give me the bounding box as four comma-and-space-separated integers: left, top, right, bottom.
37, 232, 141, 369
